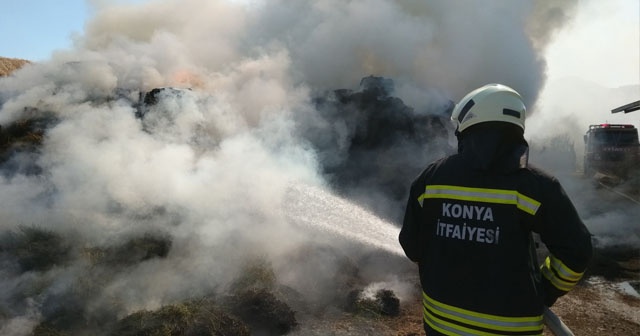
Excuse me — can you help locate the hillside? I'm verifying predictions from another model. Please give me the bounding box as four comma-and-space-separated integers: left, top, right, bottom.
0, 57, 30, 76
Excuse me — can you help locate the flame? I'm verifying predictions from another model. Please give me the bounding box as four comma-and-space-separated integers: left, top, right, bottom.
170, 69, 204, 88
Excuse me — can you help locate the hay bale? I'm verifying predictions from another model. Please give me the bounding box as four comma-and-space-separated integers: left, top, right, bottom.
32, 292, 86, 335
229, 257, 277, 293
0, 114, 58, 176
88, 232, 172, 267
346, 288, 400, 317
0, 226, 72, 272
374, 289, 400, 316
226, 288, 298, 335
112, 299, 250, 336
283, 244, 363, 310
32, 325, 69, 336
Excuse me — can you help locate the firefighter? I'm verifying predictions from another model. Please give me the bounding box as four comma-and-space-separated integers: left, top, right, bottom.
399, 84, 592, 335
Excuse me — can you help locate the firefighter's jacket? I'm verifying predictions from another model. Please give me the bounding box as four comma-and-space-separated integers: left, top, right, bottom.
399, 125, 592, 336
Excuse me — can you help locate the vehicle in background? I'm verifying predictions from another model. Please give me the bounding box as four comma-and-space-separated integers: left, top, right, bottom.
582, 100, 640, 184
583, 123, 640, 179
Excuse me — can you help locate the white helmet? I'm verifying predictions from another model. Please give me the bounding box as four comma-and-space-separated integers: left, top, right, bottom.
451, 84, 526, 133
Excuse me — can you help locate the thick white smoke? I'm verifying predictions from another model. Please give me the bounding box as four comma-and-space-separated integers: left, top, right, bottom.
0, 0, 603, 334
74, 0, 575, 107
528, 78, 640, 251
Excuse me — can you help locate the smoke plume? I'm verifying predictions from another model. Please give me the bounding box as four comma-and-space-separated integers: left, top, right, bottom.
4, 0, 622, 334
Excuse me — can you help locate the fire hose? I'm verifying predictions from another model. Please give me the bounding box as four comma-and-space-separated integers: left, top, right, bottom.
597, 181, 640, 205
543, 306, 574, 336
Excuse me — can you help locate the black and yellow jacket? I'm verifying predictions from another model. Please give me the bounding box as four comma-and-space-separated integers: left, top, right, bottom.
399, 123, 592, 336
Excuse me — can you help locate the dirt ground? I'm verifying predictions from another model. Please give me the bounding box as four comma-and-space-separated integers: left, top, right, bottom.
545, 279, 640, 335
288, 275, 638, 336
378, 278, 640, 336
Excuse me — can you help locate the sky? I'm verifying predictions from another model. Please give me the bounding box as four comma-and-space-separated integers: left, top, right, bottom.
1, 0, 638, 88
543, 0, 640, 88
0, 0, 88, 62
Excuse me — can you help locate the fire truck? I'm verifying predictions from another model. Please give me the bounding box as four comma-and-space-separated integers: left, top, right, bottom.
583, 100, 640, 180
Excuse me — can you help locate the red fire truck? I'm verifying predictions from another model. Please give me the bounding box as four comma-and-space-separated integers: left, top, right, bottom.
583, 100, 640, 180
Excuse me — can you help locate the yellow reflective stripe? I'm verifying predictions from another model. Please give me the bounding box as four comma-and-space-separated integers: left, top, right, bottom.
423, 292, 543, 328
424, 306, 504, 336
541, 267, 574, 292
541, 256, 583, 292
422, 292, 543, 334
548, 255, 584, 281
417, 185, 541, 215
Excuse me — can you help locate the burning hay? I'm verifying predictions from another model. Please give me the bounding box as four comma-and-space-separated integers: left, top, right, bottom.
0, 225, 408, 335
224, 288, 298, 335
347, 288, 400, 317
0, 1, 638, 335
112, 299, 251, 336
0, 226, 72, 272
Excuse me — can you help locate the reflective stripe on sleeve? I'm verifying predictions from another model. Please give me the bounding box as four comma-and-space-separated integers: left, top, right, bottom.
541, 255, 584, 292
422, 291, 544, 335
417, 185, 541, 215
